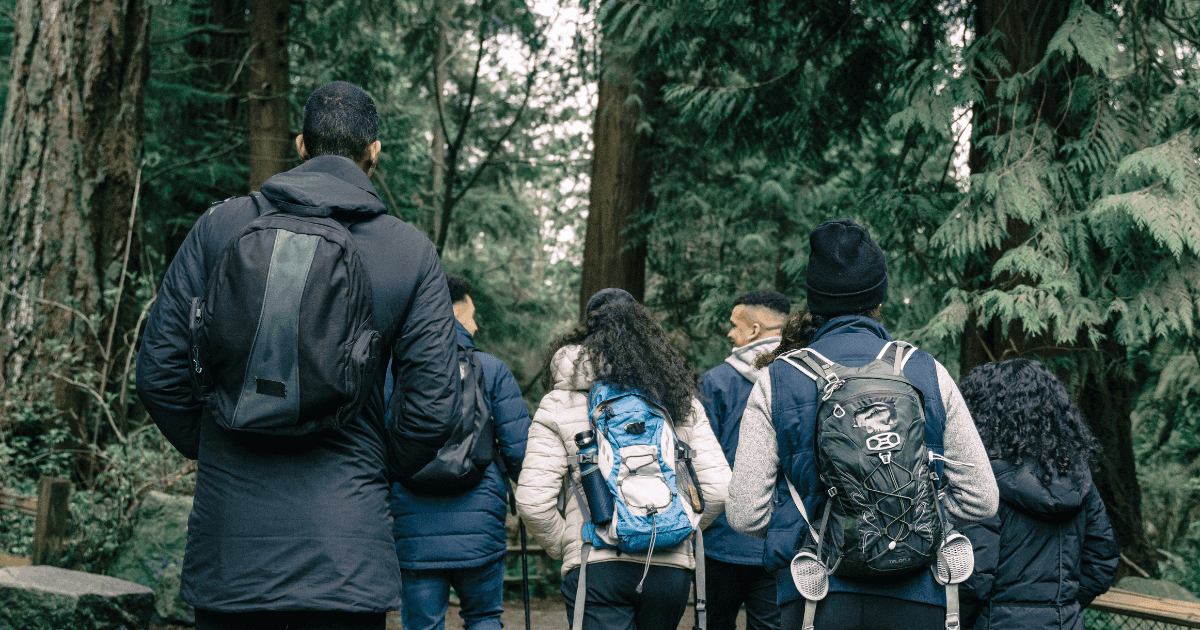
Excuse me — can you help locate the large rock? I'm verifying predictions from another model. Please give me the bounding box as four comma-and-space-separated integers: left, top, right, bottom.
108, 491, 193, 624
0, 565, 154, 630
1116, 576, 1200, 602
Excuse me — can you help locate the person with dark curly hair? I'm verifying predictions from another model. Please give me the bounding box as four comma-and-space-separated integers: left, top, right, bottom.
956, 359, 1119, 630
726, 218, 998, 630
515, 288, 732, 630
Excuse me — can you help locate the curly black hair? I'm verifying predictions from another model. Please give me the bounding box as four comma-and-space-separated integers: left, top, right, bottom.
959, 359, 1100, 484
755, 305, 883, 369
543, 303, 699, 425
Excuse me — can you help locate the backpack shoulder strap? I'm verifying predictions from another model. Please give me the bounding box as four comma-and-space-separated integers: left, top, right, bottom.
877, 340, 919, 376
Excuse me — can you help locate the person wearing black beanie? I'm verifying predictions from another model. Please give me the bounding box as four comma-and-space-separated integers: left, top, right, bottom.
725, 219, 998, 630
805, 218, 888, 316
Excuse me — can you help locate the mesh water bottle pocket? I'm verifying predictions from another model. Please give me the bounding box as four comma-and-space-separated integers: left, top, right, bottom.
933, 531, 974, 585
790, 551, 830, 601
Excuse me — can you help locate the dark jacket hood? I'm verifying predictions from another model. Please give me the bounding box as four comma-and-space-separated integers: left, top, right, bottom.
260, 155, 387, 218
455, 320, 475, 349
993, 459, 1089, 523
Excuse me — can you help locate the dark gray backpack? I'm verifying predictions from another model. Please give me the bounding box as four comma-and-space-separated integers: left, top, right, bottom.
780, 341, 945, 578
188, 193, 382, 435
398, 343, 495, 495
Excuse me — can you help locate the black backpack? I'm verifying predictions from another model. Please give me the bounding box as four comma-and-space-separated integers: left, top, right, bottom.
780, 341, 946, 578
398, 342, 495, 495
188, 193, 382, 435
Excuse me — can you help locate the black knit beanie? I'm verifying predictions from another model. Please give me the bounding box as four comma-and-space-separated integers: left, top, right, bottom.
585, 288, 637, 317
805, 218, 888, 315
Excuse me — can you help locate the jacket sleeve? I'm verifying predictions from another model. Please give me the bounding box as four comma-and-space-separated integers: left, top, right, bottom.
488, 357, 531, 482
684, 398, 731, 530
136, 210, 215, 459
935, 361, 999, 526
1078, 481, 1120, 607
959, 512, 1001, 627
699, 371, 724, 439
727, 377, 779, 539
514, 394, 569, 560
386, 251, 461, 483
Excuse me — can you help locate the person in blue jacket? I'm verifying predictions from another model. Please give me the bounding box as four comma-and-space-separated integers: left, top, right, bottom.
385, 274, 531, 630
700, 290, 790, 630
726, 219, 998, 630
956, 359, 1119, 630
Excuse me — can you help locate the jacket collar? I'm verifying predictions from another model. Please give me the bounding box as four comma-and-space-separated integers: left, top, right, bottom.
811, 315, 893, 344
455, 320, 475, 349
725, 335, 781, 383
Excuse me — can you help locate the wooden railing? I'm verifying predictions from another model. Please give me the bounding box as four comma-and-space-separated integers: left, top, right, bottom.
0, 477, 72, 567
1090, 588, 1200, 628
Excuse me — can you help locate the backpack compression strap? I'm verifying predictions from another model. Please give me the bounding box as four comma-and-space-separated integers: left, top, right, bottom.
692, 530, 707, 630
566, 463, 593, 630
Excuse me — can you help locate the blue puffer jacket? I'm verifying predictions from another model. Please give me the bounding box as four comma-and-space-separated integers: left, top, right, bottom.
385, 322, 531, 569
701, 336, 779, 565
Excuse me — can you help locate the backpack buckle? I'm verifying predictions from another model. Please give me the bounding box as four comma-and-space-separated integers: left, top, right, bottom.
879, 452, 892, 465
676, 446, 695, 461
820, 374, 844, 401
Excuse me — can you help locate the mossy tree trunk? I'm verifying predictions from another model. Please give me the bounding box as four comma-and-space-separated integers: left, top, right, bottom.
0, 0, 150, 471
248, 0, 291, 191
579, 49, 651, 317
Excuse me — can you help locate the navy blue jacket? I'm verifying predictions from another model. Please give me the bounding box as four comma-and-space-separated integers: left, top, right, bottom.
136, 156, 461, 612
701, 362, 763, 565
959, 461, 1118, 630
764, 316, 948, 607
386, 322, 531, 569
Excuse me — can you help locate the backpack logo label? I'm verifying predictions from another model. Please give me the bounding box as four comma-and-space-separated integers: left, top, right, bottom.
853, 401, 897, 433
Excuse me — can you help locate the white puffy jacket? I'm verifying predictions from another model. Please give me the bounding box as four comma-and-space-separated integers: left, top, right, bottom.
515, 345, 731, 577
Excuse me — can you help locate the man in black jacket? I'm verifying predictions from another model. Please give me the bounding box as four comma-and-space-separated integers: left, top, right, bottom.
136, 81, 460, 630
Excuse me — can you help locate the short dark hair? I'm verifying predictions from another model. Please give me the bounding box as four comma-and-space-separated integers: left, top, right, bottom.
446, 274, 472, 304
302, 81, 378, 163
733, 290, 790, 316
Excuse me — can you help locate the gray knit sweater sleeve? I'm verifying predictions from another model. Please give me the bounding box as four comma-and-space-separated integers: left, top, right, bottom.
727, 376, 778, 539
726, 359, 999, 538
935, 360, 999, 526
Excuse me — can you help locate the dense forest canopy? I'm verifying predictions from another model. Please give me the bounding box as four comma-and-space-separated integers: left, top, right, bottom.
0, 0, 1199, 593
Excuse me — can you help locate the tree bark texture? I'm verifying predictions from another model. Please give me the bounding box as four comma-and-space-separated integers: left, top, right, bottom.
248, 0, 291, 191
579, 50, 650, 318
966, 0, 1151, 573
0, 0, 150, 407
428, 0, 449, 237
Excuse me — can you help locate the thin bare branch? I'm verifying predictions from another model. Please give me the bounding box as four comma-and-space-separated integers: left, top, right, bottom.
51, 372, 124, 443
3, 289, 100, 344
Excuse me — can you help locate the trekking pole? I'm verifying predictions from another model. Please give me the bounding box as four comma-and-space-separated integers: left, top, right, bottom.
520, 518, 531, 630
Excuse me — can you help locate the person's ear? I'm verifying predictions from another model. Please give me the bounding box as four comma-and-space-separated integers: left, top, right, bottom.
368, 140, 382, 161
295, 135, 308, 161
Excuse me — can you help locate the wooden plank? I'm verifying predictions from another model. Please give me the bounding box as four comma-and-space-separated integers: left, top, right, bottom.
1091, 588, 1200, 628
31, 477, 71, 566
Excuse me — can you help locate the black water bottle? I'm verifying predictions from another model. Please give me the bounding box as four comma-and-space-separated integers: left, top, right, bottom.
574, 430, 614, 525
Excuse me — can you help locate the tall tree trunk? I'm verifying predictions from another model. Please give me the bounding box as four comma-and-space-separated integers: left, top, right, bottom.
966, 0, 1151, 573
0, 0, 150, 456
579, 49, 650, 317
429, 0, 450, 238
248, 0, 291, 191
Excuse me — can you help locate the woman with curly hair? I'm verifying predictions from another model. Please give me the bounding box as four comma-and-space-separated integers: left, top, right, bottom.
515, 288, 731, 630
956, 359, 1119, 630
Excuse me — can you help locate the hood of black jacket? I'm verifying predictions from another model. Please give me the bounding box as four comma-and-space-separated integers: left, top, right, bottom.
259, 155, 387, 218
992, 459, 1090, 523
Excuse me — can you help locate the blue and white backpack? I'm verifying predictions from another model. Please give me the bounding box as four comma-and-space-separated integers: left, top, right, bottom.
567, 383, 709, 630
582, 383, 698, 554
